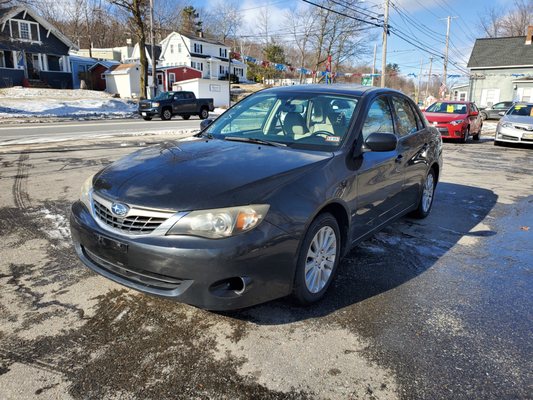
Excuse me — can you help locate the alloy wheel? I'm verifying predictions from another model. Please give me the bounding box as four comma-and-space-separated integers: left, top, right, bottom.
304, 226, 337, 293
422, 173, 434, 213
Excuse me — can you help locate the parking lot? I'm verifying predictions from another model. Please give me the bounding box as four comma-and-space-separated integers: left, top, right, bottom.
0, 125, 531, 399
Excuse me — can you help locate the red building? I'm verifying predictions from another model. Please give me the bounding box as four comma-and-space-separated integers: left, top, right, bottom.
89, 61, 120, 91
153, 66, 202, 92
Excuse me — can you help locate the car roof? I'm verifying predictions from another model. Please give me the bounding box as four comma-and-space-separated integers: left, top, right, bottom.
260, 84, 406, 98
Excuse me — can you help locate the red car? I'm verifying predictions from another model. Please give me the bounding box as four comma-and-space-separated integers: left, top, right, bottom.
423, 101, 483, 142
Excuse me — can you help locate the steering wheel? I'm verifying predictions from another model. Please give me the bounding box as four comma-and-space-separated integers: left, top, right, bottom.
312, 130, 335, 138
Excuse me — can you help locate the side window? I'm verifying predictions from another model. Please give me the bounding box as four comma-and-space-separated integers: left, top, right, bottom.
362, 97, 394, 141
412, 105, 425, 130
391, 96, 418, 137
174, 93, 184, 100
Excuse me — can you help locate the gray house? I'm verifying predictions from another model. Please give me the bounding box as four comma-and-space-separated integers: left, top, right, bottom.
0, 6, 77, 88
467, 26, 533, 107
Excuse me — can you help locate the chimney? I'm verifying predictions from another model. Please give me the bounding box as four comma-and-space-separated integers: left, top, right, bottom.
197, 30, 204, 38
526, 26, 533, 45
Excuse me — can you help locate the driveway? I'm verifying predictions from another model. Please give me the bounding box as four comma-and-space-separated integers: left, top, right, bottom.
0, 129, 531, 399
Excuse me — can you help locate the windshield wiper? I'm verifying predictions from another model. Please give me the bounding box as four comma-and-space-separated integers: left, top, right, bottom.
224, 136, 287, 147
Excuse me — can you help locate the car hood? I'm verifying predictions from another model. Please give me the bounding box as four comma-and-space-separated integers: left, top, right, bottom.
423, 112, 466, 123
501, 115, 533, 125
93, 138, 332, 211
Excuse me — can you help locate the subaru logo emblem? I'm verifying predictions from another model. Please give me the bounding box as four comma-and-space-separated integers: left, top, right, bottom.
111, 202, 129, 217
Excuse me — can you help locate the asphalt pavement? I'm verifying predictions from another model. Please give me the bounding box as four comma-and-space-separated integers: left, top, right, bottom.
0, 127, 531, 399
0, 117, 202, 145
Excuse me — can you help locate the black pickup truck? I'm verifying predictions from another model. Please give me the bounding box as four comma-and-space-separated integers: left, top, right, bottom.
138, 91, 215, 121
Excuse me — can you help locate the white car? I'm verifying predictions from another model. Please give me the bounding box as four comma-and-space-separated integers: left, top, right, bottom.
495, 103, 533, 146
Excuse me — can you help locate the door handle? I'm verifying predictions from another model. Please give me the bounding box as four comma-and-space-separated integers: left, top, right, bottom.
395, 154, 403, 163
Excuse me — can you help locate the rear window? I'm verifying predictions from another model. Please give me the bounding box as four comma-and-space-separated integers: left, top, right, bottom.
426, 102, 468, 114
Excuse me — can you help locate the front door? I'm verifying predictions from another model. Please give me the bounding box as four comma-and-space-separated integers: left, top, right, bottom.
351, 96, 405, 242
25, 53, 40, 79
156, 73, 164, 93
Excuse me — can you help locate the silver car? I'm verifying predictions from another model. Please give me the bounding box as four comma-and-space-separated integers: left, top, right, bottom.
495, 103, 533, 146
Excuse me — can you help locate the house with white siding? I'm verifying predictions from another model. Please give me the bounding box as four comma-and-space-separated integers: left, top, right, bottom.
159, 32, 246, 81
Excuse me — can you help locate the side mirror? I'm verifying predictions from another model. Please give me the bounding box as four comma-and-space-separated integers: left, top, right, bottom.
364, 132, 398, 152
200, 118, 214, 130
498, 111, 505, 116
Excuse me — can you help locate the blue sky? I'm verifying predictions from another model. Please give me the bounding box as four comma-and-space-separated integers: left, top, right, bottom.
196, 0, 516, 83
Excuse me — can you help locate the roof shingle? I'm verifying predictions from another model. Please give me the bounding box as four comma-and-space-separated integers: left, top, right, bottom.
467, 36, 533, 68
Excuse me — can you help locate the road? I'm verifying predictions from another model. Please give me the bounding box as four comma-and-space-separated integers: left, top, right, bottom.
0, 118, 203, 146
0, 131, 531, 399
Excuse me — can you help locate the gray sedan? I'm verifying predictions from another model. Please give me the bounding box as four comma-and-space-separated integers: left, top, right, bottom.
495, 103, 533, 146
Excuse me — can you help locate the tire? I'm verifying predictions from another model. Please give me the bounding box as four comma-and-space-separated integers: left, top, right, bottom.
142, 116, 152, 121
461, 127, 469, 143
473, 124, 481, 141
480, 112, 488, 121
182, 115, 191, 120
410, 168, 436, 219
199, 107, 209, 120
293, 213, 341, 305
494, 140, 503, 146
161, 108, 172, 121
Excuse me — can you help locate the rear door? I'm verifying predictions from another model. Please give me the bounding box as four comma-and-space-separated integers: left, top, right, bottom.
183, 92, 198, 114
351, 95, 405, 242
391, 95, 431, 207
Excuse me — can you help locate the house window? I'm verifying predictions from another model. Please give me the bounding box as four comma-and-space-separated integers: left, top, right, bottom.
101, 73, 106, 80
193, 43, 203, 53
234, 67, 243, 77
170, 44, 174, 54
0, 51, 4, 68
10, 19, 40, 41
219, 65, 225, 75
219, 48, 227, 58
178, 43, 182, 53
191, 61, 203, 71
47, 55, 62, 72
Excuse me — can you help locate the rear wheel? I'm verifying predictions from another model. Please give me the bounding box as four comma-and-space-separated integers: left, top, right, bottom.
293, 213, 341, 305
161, 108, 172, 121
480, 112, 488, 121
461, 127, 469, 143
473, 124, 482, 141
410, 168, 436, 219
142, 116, 152, 121
182, 115, 191, 120
199, 107, 209, 120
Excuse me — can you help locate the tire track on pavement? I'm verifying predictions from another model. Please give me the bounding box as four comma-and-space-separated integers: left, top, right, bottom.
12, 152, 31, 210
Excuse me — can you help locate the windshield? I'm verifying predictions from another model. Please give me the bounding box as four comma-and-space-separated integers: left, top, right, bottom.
425, 102, 468, 114
204, 92, 359, 151
153, 92, 174, 101
507, 104, 533, 117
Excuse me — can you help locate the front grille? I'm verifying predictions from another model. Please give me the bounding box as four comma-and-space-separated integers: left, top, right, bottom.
139, 103, 151, 109
501, 135, 519, 141
93, 198, 168, 234
84, 247, 183, 290
513, 125, 533, 131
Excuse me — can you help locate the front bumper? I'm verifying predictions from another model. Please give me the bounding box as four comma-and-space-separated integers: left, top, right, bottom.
432, 123, 466, 139
138, 108, 160, 118
495, 126, 533, 144
70, 201, 298, 310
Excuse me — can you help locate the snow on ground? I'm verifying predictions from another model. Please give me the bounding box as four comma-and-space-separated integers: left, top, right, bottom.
0, 87, 137, 120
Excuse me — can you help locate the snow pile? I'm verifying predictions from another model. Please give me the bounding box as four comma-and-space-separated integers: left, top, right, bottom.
38, 208, 71, 242
0, 87, 137, 119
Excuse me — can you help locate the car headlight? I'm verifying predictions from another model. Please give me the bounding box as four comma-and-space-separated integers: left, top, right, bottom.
167, 205, 270, 238
152, 102, 160, 107
80, 174, 94, 210
450, 119, 464, 126
501, 122, 513, 128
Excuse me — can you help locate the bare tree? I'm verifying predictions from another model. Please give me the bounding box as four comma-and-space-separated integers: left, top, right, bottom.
479, 0, 533, 38
208, 1, 242, 43
285, 6, 317, 83
108, 0, 149, 98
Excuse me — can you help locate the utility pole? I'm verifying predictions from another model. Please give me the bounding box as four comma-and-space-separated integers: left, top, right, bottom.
371, 43, 377, 86
149, 0, 156, 98
416, 58, 423, 104
441, 16, 457, 100
380, 0, 389, 88
425, 56, 433, 103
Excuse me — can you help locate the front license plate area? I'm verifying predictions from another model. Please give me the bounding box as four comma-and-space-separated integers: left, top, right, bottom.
141, 112, 147, 116
92, 234, 128, 266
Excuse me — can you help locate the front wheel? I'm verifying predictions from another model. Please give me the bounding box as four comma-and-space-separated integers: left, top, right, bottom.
410, 168, 436, 219
199, 108, 209, 120
480, 112, 488, 121
461, 127, 469, 143
293, 213, 341, 305
161, 108, 172, 121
